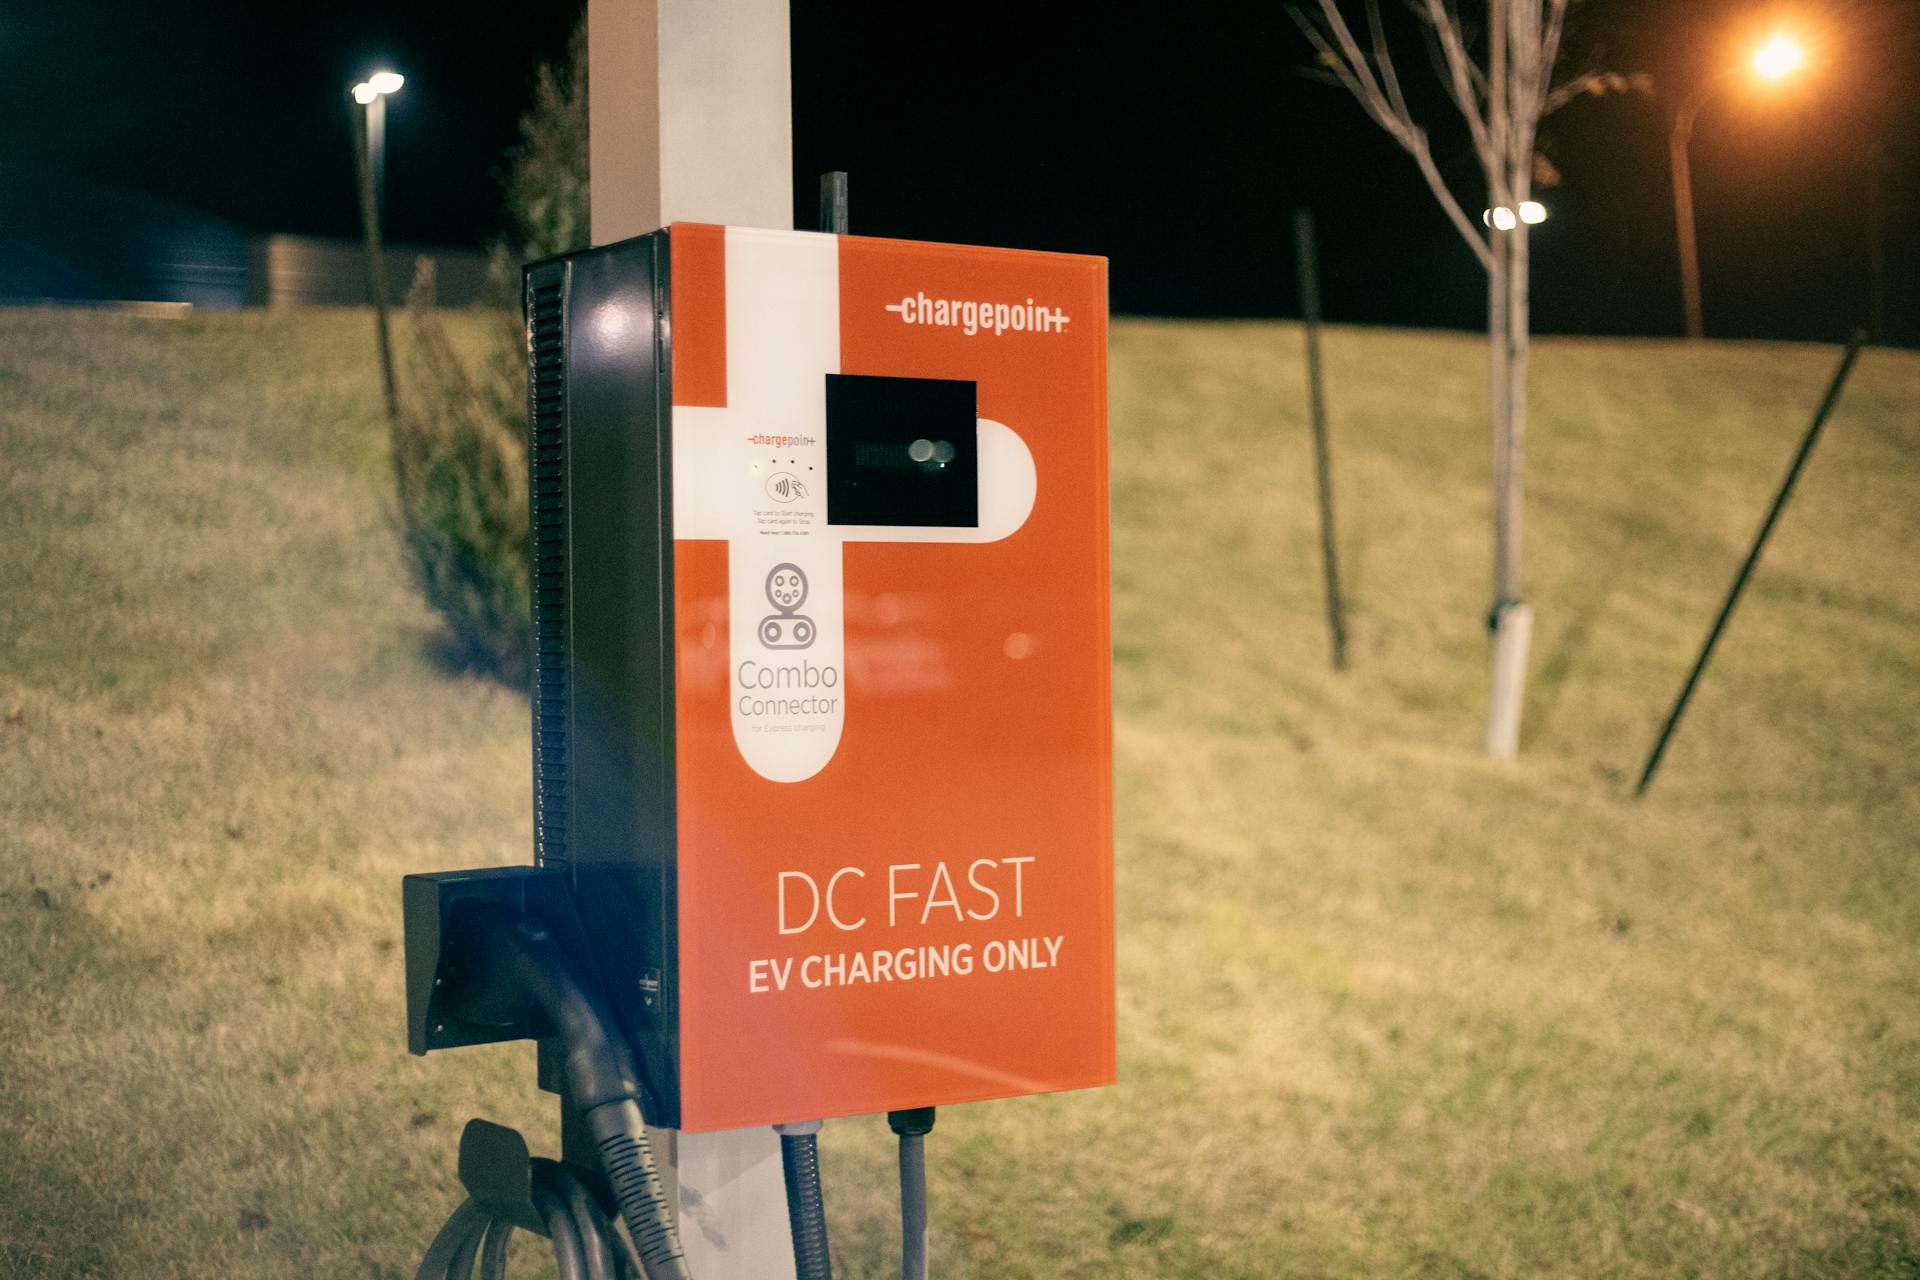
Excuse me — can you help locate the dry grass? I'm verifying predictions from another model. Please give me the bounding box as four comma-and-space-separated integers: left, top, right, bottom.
1, 307, 1915, 1278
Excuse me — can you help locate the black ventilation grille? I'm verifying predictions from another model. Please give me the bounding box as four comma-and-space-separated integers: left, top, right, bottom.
527, 265, 569, 869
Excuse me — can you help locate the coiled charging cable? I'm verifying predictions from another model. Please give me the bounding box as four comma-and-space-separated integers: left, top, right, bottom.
417, 908, 691, 1280
419, 909, 945, 1280
414, 1154, 646, 1280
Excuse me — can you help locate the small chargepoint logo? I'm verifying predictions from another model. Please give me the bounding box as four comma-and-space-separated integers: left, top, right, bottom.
759, 563, 816, 650
885, 292, 1070, 337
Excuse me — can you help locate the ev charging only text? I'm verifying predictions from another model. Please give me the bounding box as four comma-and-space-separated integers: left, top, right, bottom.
747, 857, 1067, 994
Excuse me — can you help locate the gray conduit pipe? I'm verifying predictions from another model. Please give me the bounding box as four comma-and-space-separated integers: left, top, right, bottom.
888, 1108, 936, 1280
775, 1120, 833, 1280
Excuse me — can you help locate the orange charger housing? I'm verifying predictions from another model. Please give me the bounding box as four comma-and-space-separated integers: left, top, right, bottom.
524, 224, 1111, 1131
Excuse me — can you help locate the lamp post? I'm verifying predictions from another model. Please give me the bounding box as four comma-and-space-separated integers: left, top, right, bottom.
349, 70, 404, 421
353, 71, 405, 220
1864, 144, 1888, 344
1669, 35, 1804, 340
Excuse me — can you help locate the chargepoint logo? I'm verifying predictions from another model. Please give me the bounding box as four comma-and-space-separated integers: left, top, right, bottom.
884, 292, 1071, 337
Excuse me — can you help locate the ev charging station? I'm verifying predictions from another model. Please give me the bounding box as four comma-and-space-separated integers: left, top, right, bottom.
403, 222, 1112, 1277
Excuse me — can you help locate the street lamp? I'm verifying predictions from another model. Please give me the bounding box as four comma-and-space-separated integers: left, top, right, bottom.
1669, 35, 1805, 339
1751, 35, 1805, 81
1482, 202, 1548, 230
348, 68, 404, 422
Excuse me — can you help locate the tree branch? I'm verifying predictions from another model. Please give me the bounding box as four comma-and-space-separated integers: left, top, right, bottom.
1365, 0, 1416, 126
1535, 0, 1571, 118
1285, 5, 1411, 142
1291, 0, 1497, 271
1419, 0, 1498, 174
1407, 132, 1497, 269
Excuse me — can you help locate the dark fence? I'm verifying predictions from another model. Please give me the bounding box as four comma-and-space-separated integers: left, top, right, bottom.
0, 171, 493, 311
247, 235, 492, 308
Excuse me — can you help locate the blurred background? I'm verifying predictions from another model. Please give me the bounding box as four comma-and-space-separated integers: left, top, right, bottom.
2, 0, 1914, 341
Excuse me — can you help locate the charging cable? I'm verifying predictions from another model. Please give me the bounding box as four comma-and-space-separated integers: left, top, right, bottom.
416, 906, 947, 1280
417, 907, 691, 1280
414, 1152, 645, 1280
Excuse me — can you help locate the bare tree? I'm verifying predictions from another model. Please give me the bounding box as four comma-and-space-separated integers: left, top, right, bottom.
1291, 0, 1582, 758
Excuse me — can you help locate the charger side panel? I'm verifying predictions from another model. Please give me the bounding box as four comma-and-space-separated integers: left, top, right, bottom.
527, 235, 684, 1127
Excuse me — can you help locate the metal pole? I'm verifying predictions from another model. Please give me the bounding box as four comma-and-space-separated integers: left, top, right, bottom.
369, 92, 387, 223
1670, 87, 1709, 340
1865, 149, 1887, 346
1634, 330, 1867, 797
818, 171, 848, 236
1292, 208, 1347, 672
349, 95, 399, 423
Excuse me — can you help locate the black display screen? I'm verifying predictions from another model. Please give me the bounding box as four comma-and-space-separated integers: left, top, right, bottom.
825, 374, 978, 528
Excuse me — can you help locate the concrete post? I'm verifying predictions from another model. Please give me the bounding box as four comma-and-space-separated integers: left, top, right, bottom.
587, 2, 798, 1275
589, 0, 793, 239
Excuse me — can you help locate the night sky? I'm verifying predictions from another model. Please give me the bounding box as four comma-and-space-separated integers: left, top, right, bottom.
4, 0, 1916, 342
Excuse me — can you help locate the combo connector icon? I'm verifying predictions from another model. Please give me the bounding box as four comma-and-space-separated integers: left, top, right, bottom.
759, 563, 816, 650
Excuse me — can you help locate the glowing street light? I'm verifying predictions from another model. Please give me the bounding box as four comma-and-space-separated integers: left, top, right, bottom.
1751, 34, 1805, 81
1670, 35, 1807, 338
349, 70, 405, 213
1482, 202, 1547, 230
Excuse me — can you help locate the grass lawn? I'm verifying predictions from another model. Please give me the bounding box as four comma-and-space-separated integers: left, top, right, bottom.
1, 306, 1916, 1278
